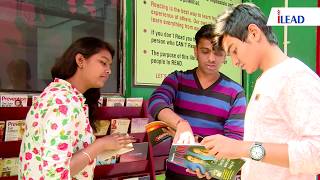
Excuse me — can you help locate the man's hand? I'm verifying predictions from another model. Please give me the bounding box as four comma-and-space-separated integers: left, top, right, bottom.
173, 119, 195, 144
186, 168, 212, 180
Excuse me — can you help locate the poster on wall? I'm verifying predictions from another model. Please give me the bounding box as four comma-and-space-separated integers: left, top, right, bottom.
134, 0, 242, 86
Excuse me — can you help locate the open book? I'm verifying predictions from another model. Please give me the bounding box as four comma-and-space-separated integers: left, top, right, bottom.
168, 144, 245, 180
97, 134, 134, 161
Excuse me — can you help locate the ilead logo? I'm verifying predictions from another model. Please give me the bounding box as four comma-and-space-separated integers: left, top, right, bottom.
277, 10, 305, 24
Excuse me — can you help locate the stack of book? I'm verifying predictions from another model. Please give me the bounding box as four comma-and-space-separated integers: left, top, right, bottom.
105, 97, 143, 107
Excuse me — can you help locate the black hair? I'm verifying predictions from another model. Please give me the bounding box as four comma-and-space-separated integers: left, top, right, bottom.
195, 24, 224, 51
51, 37, 115, 131
215, 3, 278, 46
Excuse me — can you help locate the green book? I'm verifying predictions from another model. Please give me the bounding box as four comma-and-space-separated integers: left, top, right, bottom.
168, 144, 245, 180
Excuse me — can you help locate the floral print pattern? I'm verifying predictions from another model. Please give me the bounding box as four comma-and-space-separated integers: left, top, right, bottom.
19, 78, 95, 180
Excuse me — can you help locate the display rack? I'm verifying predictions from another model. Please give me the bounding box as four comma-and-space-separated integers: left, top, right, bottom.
0, 101, 156, 180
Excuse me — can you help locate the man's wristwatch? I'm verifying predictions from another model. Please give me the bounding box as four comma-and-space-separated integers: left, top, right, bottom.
249, 142, 265, 161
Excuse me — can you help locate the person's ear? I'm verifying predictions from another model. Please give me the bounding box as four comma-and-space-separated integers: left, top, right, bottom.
247, 24, 261, 43
75, 53, 85, 69
194, 46, 198, 59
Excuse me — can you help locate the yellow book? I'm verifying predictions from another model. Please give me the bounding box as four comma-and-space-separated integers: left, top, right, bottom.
94, 120, 110, 136
1, 157, 19, 177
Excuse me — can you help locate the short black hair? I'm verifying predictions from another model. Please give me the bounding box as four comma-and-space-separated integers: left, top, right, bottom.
195, 24, 223, 51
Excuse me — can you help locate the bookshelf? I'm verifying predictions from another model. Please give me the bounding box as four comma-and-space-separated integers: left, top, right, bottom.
151, 138, 171, 175
0, 100, 156, 180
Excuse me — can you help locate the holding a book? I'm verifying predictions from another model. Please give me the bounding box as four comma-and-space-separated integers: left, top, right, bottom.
200, 3, 320, 180
148, 24, 246, 180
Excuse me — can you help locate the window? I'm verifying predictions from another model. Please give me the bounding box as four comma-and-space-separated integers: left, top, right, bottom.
0, 0, 121, 93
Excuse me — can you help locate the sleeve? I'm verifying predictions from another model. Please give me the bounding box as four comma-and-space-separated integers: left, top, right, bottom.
148, 71, 179, 120
224, 90, 246, 140
279, 71, 320, 174
41, 102, 80, 179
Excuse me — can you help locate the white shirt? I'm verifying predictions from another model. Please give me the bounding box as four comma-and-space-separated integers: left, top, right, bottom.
242, 58, 320, 180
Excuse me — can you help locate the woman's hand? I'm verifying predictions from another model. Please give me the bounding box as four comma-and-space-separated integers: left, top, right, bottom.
97, 133, 136, 151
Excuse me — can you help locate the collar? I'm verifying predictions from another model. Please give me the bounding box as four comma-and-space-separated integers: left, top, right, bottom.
53, 78, 86, 105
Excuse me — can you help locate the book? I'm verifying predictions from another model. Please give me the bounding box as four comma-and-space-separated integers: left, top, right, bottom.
123, 175, 150, 180
110, 118, 131, 134
0, 94, 28, 107
96, 155, 117, 166
32, 95, 39, 105
94, 120, 110, 136
126, 97, 143, 107
106, 97, 125, 107
145, 121, 204, 147
145, 121, 173, 146
168, 144, 245, 180
130, 118, 149, 133
155, 174, 165, 180
119, 142, 149, 163
98, 96, 104, 107
0, 159, 2, 177
0, 157, 19, 177
0, 121, 5, 142
4, 120, 25, 141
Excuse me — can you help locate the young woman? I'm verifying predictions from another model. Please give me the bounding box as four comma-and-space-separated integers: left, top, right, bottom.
19, 37, 134, 180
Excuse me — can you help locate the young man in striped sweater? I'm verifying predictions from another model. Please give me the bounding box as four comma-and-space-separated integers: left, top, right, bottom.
148, 24, 246, 180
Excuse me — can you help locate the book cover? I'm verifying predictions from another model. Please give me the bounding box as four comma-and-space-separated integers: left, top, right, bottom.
0, 94, 28, 107
0, 121, 5, 142
5, 120, 25, 141
0, 159, 2, 177
119, 142, 149, 163
145, 121, 173, 146
110, 118, 131, 134
98, 96, 104, 107
123, 175, 150, 180
168, 144, 245, 180
145, 121, 204, 147
126, 97, 143, 107
130, 118, 149, 133
0, 157, 19, 177
94, 120, 110, 136
96, 155, 117, 166
106, 97, 125, 107
32, 95, 39, 105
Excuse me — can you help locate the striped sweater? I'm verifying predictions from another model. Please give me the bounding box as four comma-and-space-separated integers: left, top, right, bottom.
149, 68, 246, 140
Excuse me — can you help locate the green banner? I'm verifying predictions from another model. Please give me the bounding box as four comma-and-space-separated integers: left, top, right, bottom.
134, 0, 242, 86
